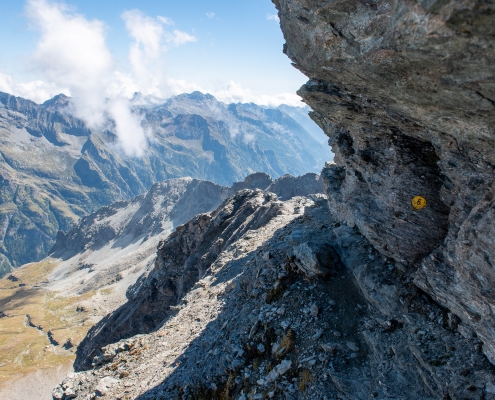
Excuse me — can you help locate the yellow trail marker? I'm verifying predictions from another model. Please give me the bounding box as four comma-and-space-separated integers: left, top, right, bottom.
412, 196, 427, 210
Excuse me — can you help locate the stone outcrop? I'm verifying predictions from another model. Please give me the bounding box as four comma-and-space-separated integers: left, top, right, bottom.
274, 0, 495, 363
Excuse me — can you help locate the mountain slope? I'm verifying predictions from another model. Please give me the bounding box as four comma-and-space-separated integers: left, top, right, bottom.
0, 91, 330, 273
59, 188, 495, 400
48, 172, 322, 302
0, 172, 323, 399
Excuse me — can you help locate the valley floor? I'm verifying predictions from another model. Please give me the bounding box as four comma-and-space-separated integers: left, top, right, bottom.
0, 362, 72, 400
0, 258, 114, 397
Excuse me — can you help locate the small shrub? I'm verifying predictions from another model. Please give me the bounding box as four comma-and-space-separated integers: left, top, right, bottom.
299, 369, 313, 391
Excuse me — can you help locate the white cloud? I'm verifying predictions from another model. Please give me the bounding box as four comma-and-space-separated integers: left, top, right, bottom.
121, 10, 196, 94
267, 13, 280, 22
166, 30, 197, 46
122, 9, 164, 95
165, 78, 203, 95
123, 10, 163, 60
108, 97, 148, 157
206, 12, 215, 19
0, 71, 70, 104
26, 0, 113, 127
25, 0, 148, 155
212, 81, 303, 108
0, 72, 16, 95
23, 2, 199, 157
157, 15, 173, 25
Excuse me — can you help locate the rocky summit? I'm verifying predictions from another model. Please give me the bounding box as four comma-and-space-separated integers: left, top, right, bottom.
52, 0, 495, 399
0, 91, 329, 274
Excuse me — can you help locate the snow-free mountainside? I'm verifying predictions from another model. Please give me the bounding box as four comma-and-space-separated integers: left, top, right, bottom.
0, 172, 323, 398
0, 91, 329, 274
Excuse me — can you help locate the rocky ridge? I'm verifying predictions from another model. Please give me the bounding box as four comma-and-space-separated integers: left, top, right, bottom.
47, 172, 322, 304
0, 172, 322, 400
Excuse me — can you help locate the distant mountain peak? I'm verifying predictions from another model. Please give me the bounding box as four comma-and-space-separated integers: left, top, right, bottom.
42, 93, 71, 111
188, 91, 216, 100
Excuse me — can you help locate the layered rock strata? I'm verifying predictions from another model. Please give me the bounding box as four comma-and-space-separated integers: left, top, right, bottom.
274, 0, 495, 363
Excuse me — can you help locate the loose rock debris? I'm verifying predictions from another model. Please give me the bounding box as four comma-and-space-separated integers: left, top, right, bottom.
54, 192, 495, 399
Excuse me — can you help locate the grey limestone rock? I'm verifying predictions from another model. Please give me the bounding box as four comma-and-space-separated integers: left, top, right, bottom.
274, 0, 495, 363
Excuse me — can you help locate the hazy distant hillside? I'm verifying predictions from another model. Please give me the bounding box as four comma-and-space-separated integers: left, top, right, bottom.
0, 91, 330, 274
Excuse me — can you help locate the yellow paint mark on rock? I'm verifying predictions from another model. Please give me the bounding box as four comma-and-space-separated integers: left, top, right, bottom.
412, 196, 427, 210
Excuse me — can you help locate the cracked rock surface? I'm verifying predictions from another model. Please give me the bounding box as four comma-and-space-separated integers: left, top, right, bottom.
274, 0, 495, 363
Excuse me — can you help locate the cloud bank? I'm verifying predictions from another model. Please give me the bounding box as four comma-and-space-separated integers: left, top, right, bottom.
26, 0, 114, 128
212, 81, 301, 108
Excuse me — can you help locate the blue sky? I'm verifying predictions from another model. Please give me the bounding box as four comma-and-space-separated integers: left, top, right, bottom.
0, 0, 307, 106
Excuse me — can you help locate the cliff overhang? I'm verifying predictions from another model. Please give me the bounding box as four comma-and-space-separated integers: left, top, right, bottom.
274, 0, 495, 362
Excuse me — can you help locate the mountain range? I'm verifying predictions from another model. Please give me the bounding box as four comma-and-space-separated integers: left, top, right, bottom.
0, 91, 330, 274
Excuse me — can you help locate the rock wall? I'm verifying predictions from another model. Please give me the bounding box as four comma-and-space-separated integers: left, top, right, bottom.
273, 0, 495, 363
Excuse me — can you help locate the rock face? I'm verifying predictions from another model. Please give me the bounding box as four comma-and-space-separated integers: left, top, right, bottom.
0, 91, 329, 274
274, 0, 495, 363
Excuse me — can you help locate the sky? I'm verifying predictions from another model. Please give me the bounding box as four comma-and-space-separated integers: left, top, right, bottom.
0, 0, 307, 107
0, 0, 310, 156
